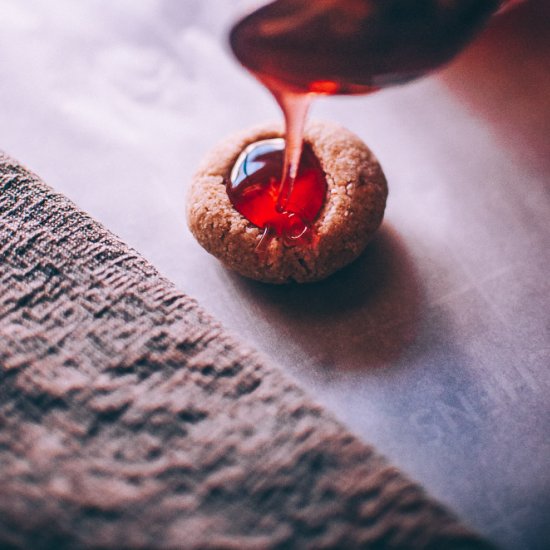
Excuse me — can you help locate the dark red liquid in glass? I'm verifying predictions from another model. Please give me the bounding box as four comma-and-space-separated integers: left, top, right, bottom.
227, 138, 327, 246
230, 0, 501, 95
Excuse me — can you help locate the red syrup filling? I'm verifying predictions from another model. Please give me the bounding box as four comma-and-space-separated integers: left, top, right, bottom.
227, 138, 327, 249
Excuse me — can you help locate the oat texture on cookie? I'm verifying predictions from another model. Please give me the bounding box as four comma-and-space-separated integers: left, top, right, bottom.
186, 121, 388, 284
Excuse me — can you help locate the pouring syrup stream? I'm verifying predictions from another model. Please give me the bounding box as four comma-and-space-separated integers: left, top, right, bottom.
272, 90, 311, 213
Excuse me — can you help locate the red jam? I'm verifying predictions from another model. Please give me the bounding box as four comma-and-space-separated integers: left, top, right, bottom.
227, 138, 327, 247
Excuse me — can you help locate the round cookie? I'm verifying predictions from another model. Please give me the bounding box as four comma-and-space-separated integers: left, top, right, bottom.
187, 121, 388, 284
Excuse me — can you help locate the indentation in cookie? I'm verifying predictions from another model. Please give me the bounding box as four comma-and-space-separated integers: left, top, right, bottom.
187, 121, 388, 284
227, 138, 327, 248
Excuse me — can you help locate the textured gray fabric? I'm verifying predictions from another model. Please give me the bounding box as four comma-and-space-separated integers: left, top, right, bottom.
0, 153, 493, 549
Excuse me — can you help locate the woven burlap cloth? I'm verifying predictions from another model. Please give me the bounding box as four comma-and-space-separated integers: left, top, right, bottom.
0, 153, 493, 549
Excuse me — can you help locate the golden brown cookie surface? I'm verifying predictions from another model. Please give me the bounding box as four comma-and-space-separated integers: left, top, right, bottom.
187, 121, 388, 283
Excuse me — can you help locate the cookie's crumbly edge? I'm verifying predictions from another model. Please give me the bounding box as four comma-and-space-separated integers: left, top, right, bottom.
186, 121, 388, 283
